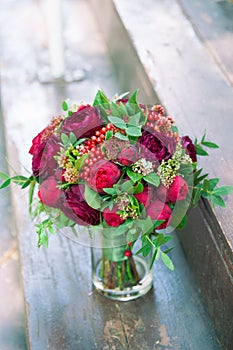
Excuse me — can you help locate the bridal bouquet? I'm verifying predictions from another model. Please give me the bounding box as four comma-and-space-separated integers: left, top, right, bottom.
1, 90, 232, 289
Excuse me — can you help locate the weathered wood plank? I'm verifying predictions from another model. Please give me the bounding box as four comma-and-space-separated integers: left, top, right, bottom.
90, 0, 233, 347
0, 0, 222, 349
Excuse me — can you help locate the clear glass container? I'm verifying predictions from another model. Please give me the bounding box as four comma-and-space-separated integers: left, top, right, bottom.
91, 233, 153, 301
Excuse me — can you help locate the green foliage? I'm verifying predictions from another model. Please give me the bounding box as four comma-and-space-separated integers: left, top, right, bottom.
0, 172, 35, 190
144, 172, 160, 187
36, 219, 55, 248
93, 90, 109, 107
126, 168, 143, 183
136, 233, 174, 270
84, 185, 101, 209
195, 130, 219, 156
62, 99, 69, 111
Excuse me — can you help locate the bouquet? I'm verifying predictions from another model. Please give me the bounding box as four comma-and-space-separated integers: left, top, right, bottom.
1, 90, 232, 296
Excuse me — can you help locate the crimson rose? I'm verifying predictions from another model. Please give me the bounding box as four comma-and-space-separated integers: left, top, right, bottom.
38, 176, 62, 207
60, 105, 103, 139
167, 176, 189, 203
117, 146, 139, 166
102, 205, 125, 227
61, 184, 100, 226
181, 136, 196, 163
87, 159, 121, 194
31, 135, 60, 179
146, 199, 172, 229
134, 186, 153, 208
138, 129, 176, 163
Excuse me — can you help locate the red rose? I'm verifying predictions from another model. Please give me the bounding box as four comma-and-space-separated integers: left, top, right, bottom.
167, 176, 188, 203
117, 146, 139, 166
102, 205, 125, 227
31, 136, 60, 179
181, 136, 196, 163
156, 184, 168, 203
61, 185, 100, 226
60, 105, 103, 139
134, 186, 152, 208
29, 127, 47, 155
146, 200, 172, 229
138, 130, 176, 163
87, 159, 121, 194
38, 176, 62, 207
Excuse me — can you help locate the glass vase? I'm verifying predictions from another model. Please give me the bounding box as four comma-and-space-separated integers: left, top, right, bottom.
91, 229, 153, 301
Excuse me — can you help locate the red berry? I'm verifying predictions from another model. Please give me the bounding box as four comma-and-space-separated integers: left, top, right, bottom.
124, 250, 132, 258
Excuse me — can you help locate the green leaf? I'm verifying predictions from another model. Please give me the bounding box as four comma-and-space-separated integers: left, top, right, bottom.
201, 130, 206, 143
153, 233, 167, 248
192, 188, 202, 206
108, 116, 126, 129
171, 125, 179, 133
201, 141, 219, 149
11, 175, 29, 185
154, 220, 165, 229
196, 144, 209, 156
126, 90, 144, 120
203, 179, 210, 192
84, 185, 101, 209
128, 89, 139, 105
144, 172, 160, 187
74, 137, 86, 147
210, 195, 226, 208
0, 171, 10, 180
62, 99, 69, 111
61, 133, 69, 145
105, 130, 113, 140
138, 217, 154, 235
75, 154, 89, 171
176, 215, 187, 229
149, 249, 159, 269
208, 178, 220, 191
128, 113, 141, 127
93, 90, 109, 106
212, 186, 233, 196
29, 180, 36, 214
114, 132, 129, 141
0, 178, 11, 189
194, 173, 209, 186
136, 243, 152, 257
103, 187, 118, 195
126, 126, 142, 137
161, 252, 174, 271
133, 182, 144, 194
21, 178, 32, 189
121, 180, 134, 194
126, 168, 143, 183
110, 101, 125, 117
69, 132, 77, 145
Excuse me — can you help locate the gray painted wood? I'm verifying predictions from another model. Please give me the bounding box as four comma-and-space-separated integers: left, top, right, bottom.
0, 103, 27, 349
90, 0, 233, 347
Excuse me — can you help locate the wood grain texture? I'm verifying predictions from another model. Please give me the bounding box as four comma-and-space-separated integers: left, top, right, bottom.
0, 0, 223, 349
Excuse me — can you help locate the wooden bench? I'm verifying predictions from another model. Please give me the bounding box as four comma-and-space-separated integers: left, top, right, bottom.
1, 0, 230, 348
90, 0, 233, 348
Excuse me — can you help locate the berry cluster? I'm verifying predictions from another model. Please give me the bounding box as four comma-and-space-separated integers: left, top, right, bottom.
78, 124, 114, 181
78, 124, 114, 155
142, 104, 175, 137
41, 116, 63, 142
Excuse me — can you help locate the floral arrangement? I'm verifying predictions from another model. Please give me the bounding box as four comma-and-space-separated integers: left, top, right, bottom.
1, 90, 232, 280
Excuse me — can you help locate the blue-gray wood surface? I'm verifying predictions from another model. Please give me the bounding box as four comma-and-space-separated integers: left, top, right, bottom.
0, 0, 226, 349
